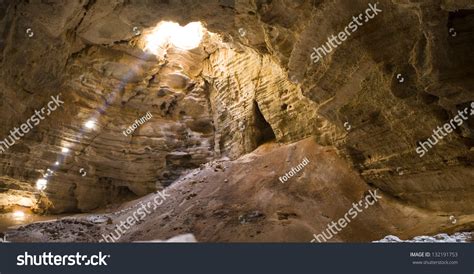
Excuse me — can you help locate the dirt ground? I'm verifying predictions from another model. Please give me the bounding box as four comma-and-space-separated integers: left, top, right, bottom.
5, 138, 473, 242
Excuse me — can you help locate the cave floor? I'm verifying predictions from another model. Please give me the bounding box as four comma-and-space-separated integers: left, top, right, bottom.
5, 138, 474, 242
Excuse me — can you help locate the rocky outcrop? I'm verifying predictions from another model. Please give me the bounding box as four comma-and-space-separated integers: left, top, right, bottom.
234, 0, 474, 214
374, 232, 472, 243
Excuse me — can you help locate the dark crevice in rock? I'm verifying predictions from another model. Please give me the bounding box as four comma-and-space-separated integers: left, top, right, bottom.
253, 101, 276, 146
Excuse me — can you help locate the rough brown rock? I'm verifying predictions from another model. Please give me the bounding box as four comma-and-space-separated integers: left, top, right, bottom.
0, 0, 472, 240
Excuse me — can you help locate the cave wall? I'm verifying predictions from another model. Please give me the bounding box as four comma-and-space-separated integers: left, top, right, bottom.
0, 0, 473, 214
234, 0, 474, 213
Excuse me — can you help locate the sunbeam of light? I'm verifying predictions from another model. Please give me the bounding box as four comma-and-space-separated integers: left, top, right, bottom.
39, 21, 196, 205
143, 21, 204, 55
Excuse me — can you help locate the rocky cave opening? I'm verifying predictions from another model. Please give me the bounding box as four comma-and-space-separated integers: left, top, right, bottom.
252, 101, 276, 147
0, 0, 473, 243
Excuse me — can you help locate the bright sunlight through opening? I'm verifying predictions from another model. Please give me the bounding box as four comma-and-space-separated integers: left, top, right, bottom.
143, 21, 204, 55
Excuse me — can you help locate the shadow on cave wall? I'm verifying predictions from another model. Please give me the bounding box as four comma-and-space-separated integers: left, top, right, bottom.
253, 101, 276, 147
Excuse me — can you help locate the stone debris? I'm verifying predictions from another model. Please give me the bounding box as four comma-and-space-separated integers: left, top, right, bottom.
374, 232, 472, 243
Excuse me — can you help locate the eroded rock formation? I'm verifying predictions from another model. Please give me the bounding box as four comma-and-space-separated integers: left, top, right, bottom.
0, 0, 473, 241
